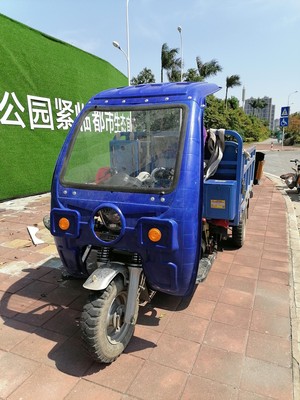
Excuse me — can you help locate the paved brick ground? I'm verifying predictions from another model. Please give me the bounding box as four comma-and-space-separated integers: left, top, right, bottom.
0, 175, 296, 400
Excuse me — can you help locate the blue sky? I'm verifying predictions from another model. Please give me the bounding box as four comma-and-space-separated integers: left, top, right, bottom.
1, 0, 299, 118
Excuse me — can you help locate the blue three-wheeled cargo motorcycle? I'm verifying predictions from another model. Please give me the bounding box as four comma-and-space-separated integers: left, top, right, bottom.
49, 82, 256, 362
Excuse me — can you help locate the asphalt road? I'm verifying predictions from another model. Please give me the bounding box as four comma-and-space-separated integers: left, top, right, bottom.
260, 138, 300, 177
259, 138, 300, 231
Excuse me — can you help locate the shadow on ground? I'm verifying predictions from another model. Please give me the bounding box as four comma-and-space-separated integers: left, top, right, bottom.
1, 258, 191, 376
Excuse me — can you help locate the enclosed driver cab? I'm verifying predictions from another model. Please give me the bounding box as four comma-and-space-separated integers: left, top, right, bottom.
50, 82, 222, 297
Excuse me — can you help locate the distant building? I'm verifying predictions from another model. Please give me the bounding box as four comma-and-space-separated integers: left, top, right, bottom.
244, 96, 275, 131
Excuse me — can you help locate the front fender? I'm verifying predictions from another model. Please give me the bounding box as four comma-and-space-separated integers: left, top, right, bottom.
83, 262, 128, 291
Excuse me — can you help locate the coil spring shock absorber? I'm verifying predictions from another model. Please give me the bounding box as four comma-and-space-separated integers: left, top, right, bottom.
97, 246, 110, 263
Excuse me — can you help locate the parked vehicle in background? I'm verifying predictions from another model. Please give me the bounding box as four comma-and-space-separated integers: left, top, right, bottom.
280, 159, 300, 193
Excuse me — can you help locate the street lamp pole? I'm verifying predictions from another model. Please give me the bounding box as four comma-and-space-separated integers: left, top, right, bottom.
113, 0, 131, 86
288, 90, 298, 106
282, 90, 298, 148
177, 26, 183, 82
126, 0, 131, 85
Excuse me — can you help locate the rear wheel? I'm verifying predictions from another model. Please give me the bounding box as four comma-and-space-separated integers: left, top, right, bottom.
232, 210, 247, 248
80, 277, 137, 363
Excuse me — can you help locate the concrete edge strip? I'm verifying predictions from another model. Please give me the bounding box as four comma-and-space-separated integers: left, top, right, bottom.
265, 172, 300, 400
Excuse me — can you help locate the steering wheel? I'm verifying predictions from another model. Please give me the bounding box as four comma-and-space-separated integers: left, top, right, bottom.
151, 167, 166, 179
151, 167, 174, 184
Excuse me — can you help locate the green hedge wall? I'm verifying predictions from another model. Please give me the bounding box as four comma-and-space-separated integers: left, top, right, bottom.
0, 14, 126, 200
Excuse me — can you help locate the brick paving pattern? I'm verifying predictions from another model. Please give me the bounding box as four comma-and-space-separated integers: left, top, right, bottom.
0, 175, 295, 399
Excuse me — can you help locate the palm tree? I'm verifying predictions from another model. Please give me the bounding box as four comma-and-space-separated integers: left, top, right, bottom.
182, 57, 222, 82
196, 56, 222, 80
167, 66, 181, 82
249, 99, 258, 115
249, 98, 266, 116
131, 67, 155, 85
161, 43, 180, 83
256, 98, 267, 111
183, 68, 202, 82
225, 75, 241, 108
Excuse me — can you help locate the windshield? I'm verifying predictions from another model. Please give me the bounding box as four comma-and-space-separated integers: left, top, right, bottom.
61, 105, 185, 192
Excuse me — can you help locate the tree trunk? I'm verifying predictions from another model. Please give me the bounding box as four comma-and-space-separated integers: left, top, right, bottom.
225, 87, 228, 109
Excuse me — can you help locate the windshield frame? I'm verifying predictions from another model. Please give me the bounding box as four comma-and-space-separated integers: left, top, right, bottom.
59, 103, 188, 194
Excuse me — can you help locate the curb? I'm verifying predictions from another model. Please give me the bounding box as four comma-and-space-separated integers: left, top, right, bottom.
265, 172, 300, 400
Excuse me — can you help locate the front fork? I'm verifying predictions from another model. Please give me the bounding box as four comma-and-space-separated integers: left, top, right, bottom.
82, 250, 150, 325
124, 266, 142, 324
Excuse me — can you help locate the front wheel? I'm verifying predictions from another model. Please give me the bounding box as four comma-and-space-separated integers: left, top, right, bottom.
80, 277, 137, 363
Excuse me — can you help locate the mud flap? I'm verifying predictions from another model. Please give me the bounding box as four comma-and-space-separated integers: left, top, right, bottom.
196, 251, 217, 284
83, 263, 142, 325
83, 263, 128, 291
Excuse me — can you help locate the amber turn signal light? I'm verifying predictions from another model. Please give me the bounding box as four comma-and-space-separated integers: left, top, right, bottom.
148, 227, 162, 242
58, 217, 70, 231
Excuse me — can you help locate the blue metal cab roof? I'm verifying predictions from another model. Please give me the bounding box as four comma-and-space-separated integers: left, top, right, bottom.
92, 82, 221, 104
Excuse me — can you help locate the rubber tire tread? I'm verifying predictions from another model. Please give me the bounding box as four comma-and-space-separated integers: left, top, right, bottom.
232, 211, 247, 248
80, 278, 135, 363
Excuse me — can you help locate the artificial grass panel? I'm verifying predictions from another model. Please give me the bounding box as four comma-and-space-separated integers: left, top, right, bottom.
0, 14, 127, 200
0, 127, 67, 199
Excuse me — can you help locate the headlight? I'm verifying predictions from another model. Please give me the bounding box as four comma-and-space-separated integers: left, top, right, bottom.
93, 207, 123, 243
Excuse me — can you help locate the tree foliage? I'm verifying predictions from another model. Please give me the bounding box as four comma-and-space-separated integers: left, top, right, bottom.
183, 57, 222, 82
167, 65, 181, 82
161, 43, 180, 83
196, 57, 222, 80
284, 113, 300, 143
227, 96, 239, 110
130, 67, 155, 85
183, 68, 202, 82
204, 95, 270, 142
225, 75, 241, 108
131, 44, 271, 142
248, 98, 267, 115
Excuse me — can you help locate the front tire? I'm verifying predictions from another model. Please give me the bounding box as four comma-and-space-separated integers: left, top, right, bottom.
80, 277, 137, 363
